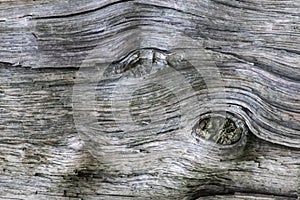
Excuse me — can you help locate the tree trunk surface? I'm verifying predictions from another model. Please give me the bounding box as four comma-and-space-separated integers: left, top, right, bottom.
0, 0, 299, 199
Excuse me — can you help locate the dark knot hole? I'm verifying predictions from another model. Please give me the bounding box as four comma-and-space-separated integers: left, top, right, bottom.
193, 115, 243, 145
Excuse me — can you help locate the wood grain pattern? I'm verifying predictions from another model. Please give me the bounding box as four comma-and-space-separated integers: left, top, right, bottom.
0, 0, 299, 199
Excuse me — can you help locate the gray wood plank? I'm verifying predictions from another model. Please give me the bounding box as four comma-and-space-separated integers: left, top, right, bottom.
0, 0, 299, 199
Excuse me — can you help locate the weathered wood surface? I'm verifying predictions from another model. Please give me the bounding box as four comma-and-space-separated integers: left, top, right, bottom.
0, 0, 300, 199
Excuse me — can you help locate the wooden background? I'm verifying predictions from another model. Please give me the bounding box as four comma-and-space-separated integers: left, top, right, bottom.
0, 0, 299, 199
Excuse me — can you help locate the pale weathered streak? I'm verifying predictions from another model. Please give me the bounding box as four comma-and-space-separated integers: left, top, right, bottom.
0, 0, 299, 199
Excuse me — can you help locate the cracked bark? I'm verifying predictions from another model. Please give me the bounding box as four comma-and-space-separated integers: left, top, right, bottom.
0, 0, 299, 199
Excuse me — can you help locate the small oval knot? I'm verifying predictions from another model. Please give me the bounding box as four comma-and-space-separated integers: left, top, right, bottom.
193, 113, 247, 145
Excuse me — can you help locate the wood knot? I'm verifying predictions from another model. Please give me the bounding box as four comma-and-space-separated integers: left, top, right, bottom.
104, 48, 168, 78
193, 113, 247, 145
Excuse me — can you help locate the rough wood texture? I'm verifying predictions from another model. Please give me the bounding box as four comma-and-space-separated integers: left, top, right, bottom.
0, 0, 299, 199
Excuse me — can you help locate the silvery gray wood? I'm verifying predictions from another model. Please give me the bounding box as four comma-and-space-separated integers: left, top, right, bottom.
0, 0, 299, 199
